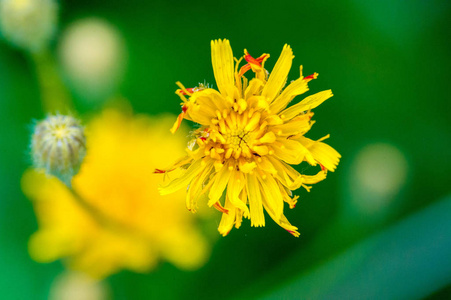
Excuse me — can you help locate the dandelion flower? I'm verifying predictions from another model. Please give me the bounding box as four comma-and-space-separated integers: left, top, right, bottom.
22, 106, 211, 278
159, 39, 341, 237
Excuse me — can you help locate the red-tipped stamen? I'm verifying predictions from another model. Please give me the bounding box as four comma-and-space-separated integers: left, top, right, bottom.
213, 202, 229, 214
304, 72, 319, 80
175, 81, 194, 98
286, 229, 298, 237
238, 52, 269, 77
179, 87, 196, 95
170, 105, 188, 134
244, 51, 260, 65
154, 167, 176, 174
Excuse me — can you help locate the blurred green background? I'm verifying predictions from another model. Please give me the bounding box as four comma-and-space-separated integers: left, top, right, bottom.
1, 0, 450, 299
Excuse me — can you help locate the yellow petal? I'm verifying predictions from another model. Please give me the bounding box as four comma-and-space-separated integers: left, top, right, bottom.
280, 90, 333, 120
189, 89, 230, 125
267, 156, 303, 189
235, 208, 244, 229
265, 115, 283, 125
226, 171, 249, 217
259, 131, 276, 144
272, 139, 308, 165
259, 180, 299, 236
253, 145, 269, 156
218, 198, 236, 236
244, 111, 261, 132
246, 174, 265, 227
255, 156, 277, 175
238, 159, 256, 173
302, 170, 327, 184
299, 135, 341, 171
170, 111, 186, 134
186, 163, 213, 212
207, 161, 232, 206
278, 181, 298, 209
261, 44, 293, 102
258, 174, 283, 218
244, 78, 264, 100
211, 39, 235, 98
269, 77, 309, 114
247, 95, 269, 111
271, 113, 313, 137
159, 159, 204, 195
186, 104, 214, 126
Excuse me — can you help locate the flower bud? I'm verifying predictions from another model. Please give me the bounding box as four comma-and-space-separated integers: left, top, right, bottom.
59, 18, 126, 101
0, 0, 57, 52
31, 115, 86, 185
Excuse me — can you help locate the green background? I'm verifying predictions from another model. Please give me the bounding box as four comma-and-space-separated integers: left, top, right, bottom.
1, 0, 450, 299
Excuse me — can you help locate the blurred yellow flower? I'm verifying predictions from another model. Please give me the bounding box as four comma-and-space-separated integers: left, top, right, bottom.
159, 39, 340, 237
22, 105, 211, 279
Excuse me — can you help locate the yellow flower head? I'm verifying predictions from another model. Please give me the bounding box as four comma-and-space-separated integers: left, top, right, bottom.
159, 39, 341, 237
22, 106, 211, 279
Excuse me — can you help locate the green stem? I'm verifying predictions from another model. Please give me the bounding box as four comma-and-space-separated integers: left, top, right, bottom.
31, 49, 73, 114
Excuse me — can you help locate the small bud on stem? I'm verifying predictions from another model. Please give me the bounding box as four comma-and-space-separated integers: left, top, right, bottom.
31, 114, 86, 186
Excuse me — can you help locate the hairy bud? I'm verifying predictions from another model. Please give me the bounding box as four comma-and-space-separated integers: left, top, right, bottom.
31, 115, 86, 185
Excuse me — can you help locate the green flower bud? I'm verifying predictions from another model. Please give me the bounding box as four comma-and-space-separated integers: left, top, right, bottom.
59, 18, 126, 101
0, 0, 57, 52
31, 115, 86, 185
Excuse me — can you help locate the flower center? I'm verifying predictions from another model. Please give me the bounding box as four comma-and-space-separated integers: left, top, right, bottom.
196, 104, 275, 164
53, 126, 70, 139
225, 129, 250, 148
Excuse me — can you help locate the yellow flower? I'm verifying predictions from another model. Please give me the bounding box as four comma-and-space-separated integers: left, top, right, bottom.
22, 106, 211, 279
159, 39, 341, 237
